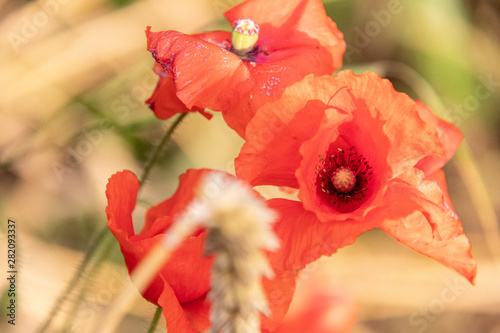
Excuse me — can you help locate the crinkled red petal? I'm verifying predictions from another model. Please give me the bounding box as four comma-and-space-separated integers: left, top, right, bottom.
378, 168, 476, 284
414, 101, 463, 176
145, 73, 211, 120
235, 74, 347, 187
331, 71, 446, 178
266, 198, 376, 271
146, 28, 252, 112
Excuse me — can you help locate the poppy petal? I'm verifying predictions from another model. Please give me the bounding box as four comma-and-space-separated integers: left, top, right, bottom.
106, 170, 140, 240
272, 287, 357, 333
379, 169, 476, 284
267, 198, 376, 271
225, 0, 345, 67
143, 168, 216, 232
414, 101, 463, 176
182, 293, 211, 332
146, 28, 252, 112
158, 229, 212, 304
332, 71, 447, 178
261, 269, 297, 331
235, 74, 348, 187
221, 48, 340, 137
157, 277, 200, 333
145, 73, 211, 120
105, 171, 164, 302
105, 170, 213, 304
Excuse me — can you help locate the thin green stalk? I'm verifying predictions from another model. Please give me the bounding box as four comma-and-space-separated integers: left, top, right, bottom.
146, 306, 163, 333
38, 113, 189, 332
454, 141, 500, 264
140, 113, 188, 185
63, 235, 116, 331
37, 227, 113, 333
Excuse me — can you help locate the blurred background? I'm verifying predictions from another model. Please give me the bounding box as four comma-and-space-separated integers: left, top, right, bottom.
0, 0, 499, 332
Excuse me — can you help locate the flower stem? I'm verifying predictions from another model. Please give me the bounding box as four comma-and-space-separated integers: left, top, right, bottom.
454, 141, 500, 267
140, 113, 188, 185
37, 227, 113, 333
63, 234, 116, 331
146, 306, 163, 333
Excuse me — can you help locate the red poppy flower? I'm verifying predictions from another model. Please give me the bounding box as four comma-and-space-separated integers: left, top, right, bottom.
235, 71, 477, 283
105, 169, 296, 332
273, 284, 357, 333
146, 0, 346, 137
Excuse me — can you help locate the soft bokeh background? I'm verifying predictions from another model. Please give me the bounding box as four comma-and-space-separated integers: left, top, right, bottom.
1, 0, 499, 332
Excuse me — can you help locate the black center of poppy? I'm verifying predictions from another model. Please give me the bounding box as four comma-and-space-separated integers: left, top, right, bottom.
316, 147, 372, 208
228, 44, 267, 62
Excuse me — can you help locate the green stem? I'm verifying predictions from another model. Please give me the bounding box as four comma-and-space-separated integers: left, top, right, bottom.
146, 306, 163, 333
454, 141, 500, 268
140, 113, 188, 185
62, 234, 116, 331
37, 227, 113, 333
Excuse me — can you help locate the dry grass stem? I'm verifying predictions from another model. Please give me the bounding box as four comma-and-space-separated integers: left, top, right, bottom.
200, 172, 279, 333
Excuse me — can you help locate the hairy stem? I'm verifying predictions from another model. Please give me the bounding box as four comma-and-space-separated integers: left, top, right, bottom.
37, 227, 113, 333
140, 113, 188, 185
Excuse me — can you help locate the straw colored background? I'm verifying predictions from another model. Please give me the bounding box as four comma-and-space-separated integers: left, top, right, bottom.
1, 0, 499, 332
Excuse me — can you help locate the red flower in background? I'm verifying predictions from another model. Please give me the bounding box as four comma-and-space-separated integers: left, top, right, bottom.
146, 0, 345, 137
273, 286, 357, 333
105, 169, 296, 332
235, 71, 477, 283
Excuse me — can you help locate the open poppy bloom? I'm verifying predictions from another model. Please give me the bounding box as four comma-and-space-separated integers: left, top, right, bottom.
146, 0, 346, 137
235, 71, 477, 283
105, 169, 296, 332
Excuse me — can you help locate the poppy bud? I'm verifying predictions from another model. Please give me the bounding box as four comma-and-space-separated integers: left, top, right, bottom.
231, 19, 259, 56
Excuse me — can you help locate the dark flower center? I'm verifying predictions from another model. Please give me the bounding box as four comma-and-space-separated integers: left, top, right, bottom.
229, 44, 267, 62
316, 147, 372, 208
